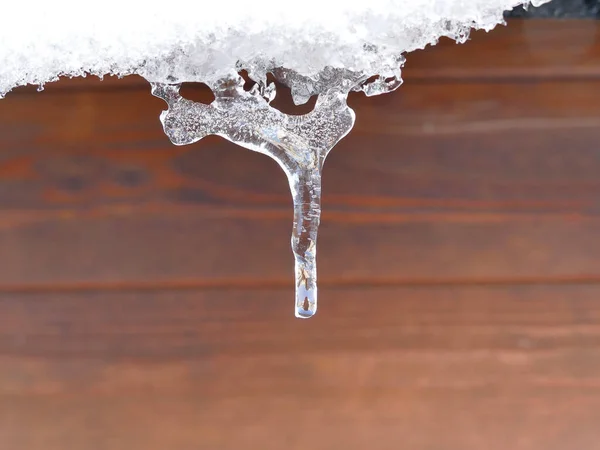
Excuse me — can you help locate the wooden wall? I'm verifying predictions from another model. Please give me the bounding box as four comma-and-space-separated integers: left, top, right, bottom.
1, 20, 600, 450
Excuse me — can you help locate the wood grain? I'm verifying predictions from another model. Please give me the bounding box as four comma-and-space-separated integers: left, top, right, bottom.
1, 19, 600, 450
404, 19, 600, 80
1, 80, 600, 286
2, 286, 600, 450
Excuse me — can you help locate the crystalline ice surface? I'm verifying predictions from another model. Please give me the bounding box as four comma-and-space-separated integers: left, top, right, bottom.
0, 0, 549, 318
1, 0, 547, 97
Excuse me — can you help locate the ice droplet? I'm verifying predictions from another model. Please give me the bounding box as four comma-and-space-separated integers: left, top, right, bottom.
151, 70, 356, 317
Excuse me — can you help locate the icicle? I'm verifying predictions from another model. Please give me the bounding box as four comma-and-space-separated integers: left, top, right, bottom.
151, 73, 355, 317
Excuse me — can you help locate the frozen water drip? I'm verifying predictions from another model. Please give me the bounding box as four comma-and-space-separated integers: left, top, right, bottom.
151, 74, 356, 317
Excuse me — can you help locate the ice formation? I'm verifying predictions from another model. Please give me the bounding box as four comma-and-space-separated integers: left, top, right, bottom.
0, 0, 549, 317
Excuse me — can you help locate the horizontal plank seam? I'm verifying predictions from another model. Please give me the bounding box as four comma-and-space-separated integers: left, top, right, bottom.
1, 206, 598, 227
403, 74, 600, 84
2, 275, 600, 293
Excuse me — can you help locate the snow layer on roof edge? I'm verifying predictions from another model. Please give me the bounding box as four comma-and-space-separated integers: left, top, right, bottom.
0, 0, 549, 97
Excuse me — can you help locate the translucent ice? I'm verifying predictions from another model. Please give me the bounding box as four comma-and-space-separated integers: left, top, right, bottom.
0, 0, 549, 317
151, 73, 356, 317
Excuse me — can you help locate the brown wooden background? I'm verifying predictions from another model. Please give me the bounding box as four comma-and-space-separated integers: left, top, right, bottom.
1, 20, 600, 450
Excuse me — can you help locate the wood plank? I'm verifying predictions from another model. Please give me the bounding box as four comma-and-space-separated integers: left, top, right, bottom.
404, 19, 600, 80
4, 209, 600, 288
1, 285, 600, 449
5, 20, 600, 97
2, 80, 600, 286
